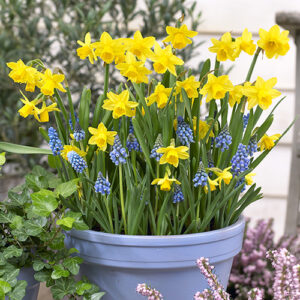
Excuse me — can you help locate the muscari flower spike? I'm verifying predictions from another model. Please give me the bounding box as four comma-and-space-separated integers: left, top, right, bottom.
243, 113, 250, 129
67, 150, 87, 173
215, 125, 232, 152
247, 135, 258, 157
110, 134, 128, 165
126, 119, 141, 152
48, 127, 63, 156
193, 162, 208, 187
150, 134, 163, 161
173, 184, 184, 203
95, 171, 110, 195
231, 143, 250, 176
176, 116, 194, 146
73, 123, 85, 142
69, 112, 79, 131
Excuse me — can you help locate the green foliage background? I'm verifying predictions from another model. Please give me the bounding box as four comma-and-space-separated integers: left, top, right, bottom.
0, 0, 202, 173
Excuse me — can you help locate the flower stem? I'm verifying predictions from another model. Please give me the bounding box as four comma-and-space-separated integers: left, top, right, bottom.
245, 48, 261, 82
154, 162, 160, 218
104, 195, 114, 233
119, 164, 127, 234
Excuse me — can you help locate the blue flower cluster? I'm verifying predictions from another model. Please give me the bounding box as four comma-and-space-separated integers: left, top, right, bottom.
126, 134, 141, 152
247, 136, 258, 157
67, 151, 87, 173
236, 177, 246, 192
69, 112, 79, 131
193, 163, 208, 187
176, 116, 194, 146
173, 185, 184, 203
110, 135, 128, 165
243, 113, 250, 129
95, 171, 110, 195
73, 123, 85, 142
231, 143, 250, 176
150, 134, 163, 161
48, 127, 63, 156
215, 126, 232, 152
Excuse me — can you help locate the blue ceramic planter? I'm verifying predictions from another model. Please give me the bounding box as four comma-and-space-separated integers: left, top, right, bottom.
5, 268, 39, 300
65, 217, 245, 300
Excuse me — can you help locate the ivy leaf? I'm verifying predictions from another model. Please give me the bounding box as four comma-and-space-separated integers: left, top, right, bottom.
3, 246, 22, 259
0, 280, 11, 295
31, 189, 58, 217
65, 211, 89, 230
63, 257, 83, 275
33, 260, 50, 272
8, 280, 27, 300
34, 269, 52, 282
48, 176, 62, 189
51, 265, 70, 280
1, 267, 19, 287
88, 292, 106, 300
7, 190, 28, 206
49, 233, 65, 250
24, 217, 47, 236
56, 217, 75, 229
9, 216, 23, 230
75, 281, 91, 295
55, 179, 79, 198
11, 228, 28, 242
50, 277, 76, 300
0, 212, 15, 224
25, 174, 49, 191
68, 248, 79, 255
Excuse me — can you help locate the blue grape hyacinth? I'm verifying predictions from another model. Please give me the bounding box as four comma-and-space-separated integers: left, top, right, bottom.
247, 135, 258, 157
95, 171, 110, 195
48, 127, 63, 156
126, 133, 141, 152
150, 134, 163, 161
69, 112, 79, 131
173, 185, 184, 203
110, 135, 128, 165
73, 123, 85, 142
243, 113, 250, 129
176, 116, 194, 146
231, 143, 250, 176
215, 126, 232, 152
193, 162, 208, 187
67, 151, 87, 173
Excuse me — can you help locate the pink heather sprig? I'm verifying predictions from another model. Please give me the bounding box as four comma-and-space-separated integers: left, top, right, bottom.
267, 248, 299, 300
247, 288, 264, 300
292, 264, 300, 298
196, 257, 230, 300
136, 283, 163, 300
194, 289, 214, 300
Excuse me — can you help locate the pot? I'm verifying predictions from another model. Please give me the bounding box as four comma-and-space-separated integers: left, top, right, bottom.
65, 217, 245, 300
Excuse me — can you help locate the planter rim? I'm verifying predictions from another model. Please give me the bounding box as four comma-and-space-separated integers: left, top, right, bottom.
67, 216, 245, 247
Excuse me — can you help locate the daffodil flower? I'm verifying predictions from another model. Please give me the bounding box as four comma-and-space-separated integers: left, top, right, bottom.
258, 134, 281, 151
88, 123, 117, 151
77, 32, 98, 64
151, 172, 181, 191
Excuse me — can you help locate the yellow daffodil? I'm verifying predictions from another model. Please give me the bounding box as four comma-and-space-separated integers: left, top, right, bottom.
192, 117, 214, 140
61, 145, 86, 161
113, 38, 127, 64
199, 74, 233, 102
257, 25, 290, 59
151, 172, 181, 191
209, 32, 239, 61
146, 83, 172, 109
125, 31, 155, 60
116, 52, 151, 84
245, 173, 256, 185
7, 59, 42, 92
37, 102, 60, 122
163, 24, 198, 49
156, 139, 189, 168
235, 28, 256, 56
204, 177, 219, 193
176, 76, 200, 101
102, 90, 139, 119
211, 167, 232, 187
243, 76, 281, 110
40, 69, 66, 96
151, 42, 184, 76
18, 91, 41, 121
77, 32, 97, 64
88, 122, 117, 151
228, 85, 244, 107
258, 134, 281, 151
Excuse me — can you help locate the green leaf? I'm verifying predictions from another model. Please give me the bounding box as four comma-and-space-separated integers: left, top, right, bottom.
24, 217, 47, 236
7, 190, 28, 206
49, 234, 65, 250
0, 142, 52, 155
51, 265, 70, 280
63, 257, 83, 275
25, 174, 49, 191
11, 228, 28, 242
0, 212, 15, 224
1, 267, 19, 287
8, 280, 27, 300
56, 217, 75, 229
68, 248, 79, 255
34, 269, 51, 282
33, 260, 49, 272
0, 153, 6, 167
65, 211, 89, 230
55, 179, 79, 198
9, 216, 23, 230
89, 292, 106, 300
75, 281, 92, 295
3, 246, 22, 259
51, 278, 76, 300
31, 189, 58, 217
0, 280, 11, 295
